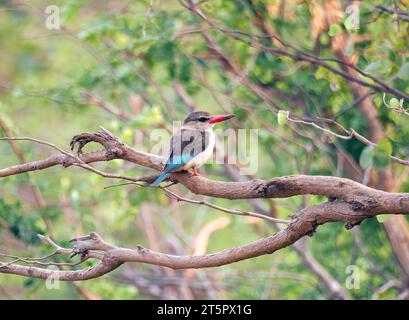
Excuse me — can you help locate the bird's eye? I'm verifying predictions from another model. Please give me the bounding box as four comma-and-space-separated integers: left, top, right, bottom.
198, 117, 208, 122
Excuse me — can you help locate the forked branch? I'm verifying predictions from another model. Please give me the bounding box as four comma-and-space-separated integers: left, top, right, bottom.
1, 129, 409, 281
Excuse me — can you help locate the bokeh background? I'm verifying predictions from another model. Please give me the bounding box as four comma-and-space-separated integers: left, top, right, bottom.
0, 0, 409, 299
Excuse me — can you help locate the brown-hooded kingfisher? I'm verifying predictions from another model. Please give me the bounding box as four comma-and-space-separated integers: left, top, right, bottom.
150, 111, 235, 186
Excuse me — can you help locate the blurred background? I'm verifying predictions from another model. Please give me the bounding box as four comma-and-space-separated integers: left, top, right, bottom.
0, 0, 408, 299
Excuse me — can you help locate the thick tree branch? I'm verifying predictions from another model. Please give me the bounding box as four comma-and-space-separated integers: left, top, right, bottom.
0, 192, 406, 281
0, 130, 408, 208
1, 130, 409, 282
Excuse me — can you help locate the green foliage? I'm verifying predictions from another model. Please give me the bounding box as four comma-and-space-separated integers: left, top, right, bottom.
0, 199, 45, 244
359, 145, 374, 170
359, 138, 393, 171
0, 0, 408, 300
343, 17, 355, 32
328, 24, 342, 37
373, 138, 392, 170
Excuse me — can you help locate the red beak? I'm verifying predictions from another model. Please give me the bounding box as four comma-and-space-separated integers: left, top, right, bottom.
208, 114, 235, 124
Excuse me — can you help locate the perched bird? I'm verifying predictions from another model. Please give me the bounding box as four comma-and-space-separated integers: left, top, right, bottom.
150, 111, 235, 186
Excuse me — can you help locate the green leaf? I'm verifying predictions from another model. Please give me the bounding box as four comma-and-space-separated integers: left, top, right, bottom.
314, 66, 327, 80
277, 110, 289, 126
373, 138, 392, 170
376, 214, 390, 223
344, 17, 354, 31
359, 145, 374, 170
389, 98, 400, 108
319, 33, 329, 46
328, 24, 342, 37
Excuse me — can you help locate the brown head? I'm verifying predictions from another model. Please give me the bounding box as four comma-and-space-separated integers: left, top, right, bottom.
183, 111, 235, 129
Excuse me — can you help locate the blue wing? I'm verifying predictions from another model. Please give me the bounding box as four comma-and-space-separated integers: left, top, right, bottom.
149, 154, 194, 186
149, 171, 171, 187
149, 129, 208, 186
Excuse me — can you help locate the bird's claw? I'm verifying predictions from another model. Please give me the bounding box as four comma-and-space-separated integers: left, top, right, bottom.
190, 170, 200, 177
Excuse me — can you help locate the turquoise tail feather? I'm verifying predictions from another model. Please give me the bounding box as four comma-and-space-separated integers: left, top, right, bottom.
150, 172, 171, 187
150, 155, 190, 187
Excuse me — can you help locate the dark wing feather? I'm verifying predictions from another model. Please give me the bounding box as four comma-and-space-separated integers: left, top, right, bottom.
163, 129, 210, 172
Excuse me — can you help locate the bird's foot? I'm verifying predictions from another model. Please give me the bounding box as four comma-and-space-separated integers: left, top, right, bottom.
190, 170, 200, 177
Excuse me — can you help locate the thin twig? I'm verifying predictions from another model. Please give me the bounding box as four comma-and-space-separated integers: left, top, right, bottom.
162, 188, 291, 225
104, 181, 291, 224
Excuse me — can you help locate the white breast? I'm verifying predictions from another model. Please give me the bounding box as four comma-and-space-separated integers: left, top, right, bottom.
181, 129, 215, 171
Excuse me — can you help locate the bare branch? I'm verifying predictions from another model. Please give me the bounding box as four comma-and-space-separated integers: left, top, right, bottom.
1, 130, 409, 282
162, 187, 291, 225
